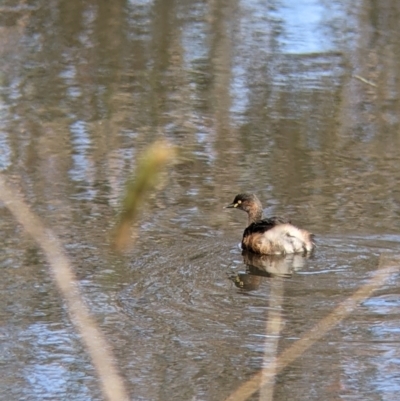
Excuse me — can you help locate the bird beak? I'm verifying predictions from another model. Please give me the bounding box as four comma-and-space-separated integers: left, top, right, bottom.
225, 202, 237, 209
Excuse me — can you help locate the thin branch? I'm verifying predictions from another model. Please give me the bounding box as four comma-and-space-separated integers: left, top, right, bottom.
0, 174, 129, 401
354, 74, 377, 87
225, 254, 398, 401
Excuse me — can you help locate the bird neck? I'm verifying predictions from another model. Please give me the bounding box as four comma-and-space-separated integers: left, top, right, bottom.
248, 208, 263, 225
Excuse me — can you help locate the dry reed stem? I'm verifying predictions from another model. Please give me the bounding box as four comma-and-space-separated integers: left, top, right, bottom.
354, 74, 377, 87
259, 278, 284, 401
0, 174, 129, 401
225, 254, 398, 401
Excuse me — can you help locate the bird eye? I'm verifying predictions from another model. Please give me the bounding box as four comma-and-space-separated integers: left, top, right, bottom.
237, 200, 242, 204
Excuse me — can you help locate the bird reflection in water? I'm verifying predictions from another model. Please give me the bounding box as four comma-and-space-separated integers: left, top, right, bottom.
231, 250, 311, 291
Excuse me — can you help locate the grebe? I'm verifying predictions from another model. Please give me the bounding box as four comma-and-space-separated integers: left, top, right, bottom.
226, 193, 314, 255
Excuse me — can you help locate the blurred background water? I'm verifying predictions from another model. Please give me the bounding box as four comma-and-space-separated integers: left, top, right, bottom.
1, 0, 400, 400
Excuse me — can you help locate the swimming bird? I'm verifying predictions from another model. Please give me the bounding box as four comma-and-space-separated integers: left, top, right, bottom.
225, 193, 314, 255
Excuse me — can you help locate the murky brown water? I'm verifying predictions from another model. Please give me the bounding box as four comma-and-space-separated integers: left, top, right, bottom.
1, 1, 400, 400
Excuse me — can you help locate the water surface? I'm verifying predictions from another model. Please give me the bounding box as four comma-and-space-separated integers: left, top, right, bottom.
1, 0, 400, 400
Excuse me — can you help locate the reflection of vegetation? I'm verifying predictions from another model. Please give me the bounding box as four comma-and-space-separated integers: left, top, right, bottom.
2, 1, 400, 400
113, 140, 176, 251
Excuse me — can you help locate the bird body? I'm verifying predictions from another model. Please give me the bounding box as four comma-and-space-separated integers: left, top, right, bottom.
226, 194, 314, 255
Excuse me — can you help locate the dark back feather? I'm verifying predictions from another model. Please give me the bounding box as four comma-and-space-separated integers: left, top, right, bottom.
243, 216, 291, 237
